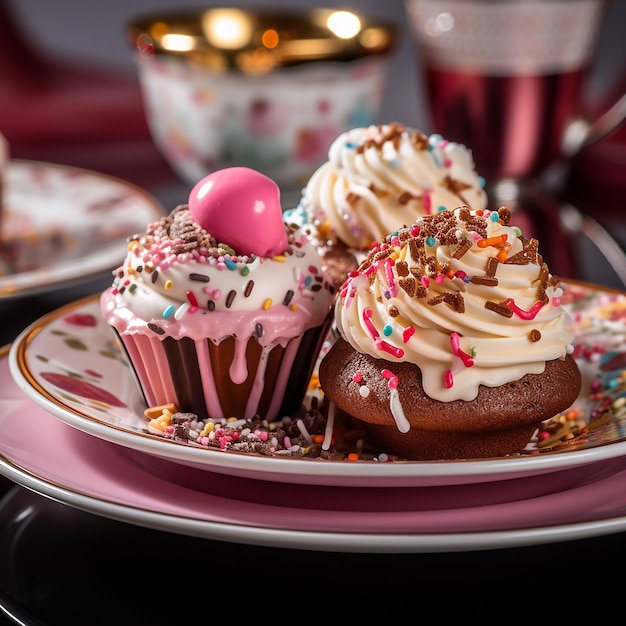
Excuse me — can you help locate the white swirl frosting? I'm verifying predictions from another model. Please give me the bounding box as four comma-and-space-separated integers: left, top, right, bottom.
334, 205, 575, 401
293, 122, 488, 251
100, 205, 335, 345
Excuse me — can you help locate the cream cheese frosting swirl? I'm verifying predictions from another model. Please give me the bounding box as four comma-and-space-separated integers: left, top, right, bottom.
292, 122, 487, 251
334, 205, 575, 401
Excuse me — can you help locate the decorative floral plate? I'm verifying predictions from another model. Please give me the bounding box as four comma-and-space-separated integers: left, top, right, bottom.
8, 281, 626, 487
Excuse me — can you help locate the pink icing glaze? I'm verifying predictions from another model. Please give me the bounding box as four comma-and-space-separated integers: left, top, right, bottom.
188, 167, 289, 258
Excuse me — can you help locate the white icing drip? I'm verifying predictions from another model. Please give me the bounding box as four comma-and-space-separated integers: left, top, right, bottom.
323, 402, 336, 450
389, 388, 410, 433
296, 419, 313, 444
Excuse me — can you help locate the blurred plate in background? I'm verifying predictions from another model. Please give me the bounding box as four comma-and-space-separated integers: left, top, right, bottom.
0, 160, 164, 299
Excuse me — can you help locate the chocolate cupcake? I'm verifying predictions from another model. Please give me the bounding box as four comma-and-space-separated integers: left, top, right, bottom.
319, 204, 581, 460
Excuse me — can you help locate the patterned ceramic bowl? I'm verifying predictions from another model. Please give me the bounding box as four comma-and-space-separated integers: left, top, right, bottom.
127, 7, 398, 196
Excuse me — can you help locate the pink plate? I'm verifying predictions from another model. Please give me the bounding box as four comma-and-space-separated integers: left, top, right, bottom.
4, 346, 626, 552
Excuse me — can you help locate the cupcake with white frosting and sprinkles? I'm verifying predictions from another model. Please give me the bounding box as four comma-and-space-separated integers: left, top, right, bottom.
283, 122, 488, 287
100, 167, 335, 422
318, 204, 581, 460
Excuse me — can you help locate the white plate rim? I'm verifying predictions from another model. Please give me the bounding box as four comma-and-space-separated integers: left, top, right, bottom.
8, 284, 626, 488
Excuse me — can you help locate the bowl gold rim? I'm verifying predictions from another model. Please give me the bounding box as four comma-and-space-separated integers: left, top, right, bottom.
127, 6, 398, 72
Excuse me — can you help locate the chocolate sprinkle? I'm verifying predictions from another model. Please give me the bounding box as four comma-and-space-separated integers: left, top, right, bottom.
207, 301, 215, 311
226, 290, 236, 308
244, 280, 254, 297
189, 272, 210, 282
283, 290, 294, 306
147, 322, 165, 335
151, 270, 158, 284
255, 323, 264, 338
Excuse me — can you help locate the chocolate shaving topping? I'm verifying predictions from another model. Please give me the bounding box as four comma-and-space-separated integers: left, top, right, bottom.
373, 248, 393, 263
485, 256, 499, 277
427, 294, 444, 307
497, 205, 511, 225
171, 412, 195, 425
452, 238, 472, 259
371, 184, 389, 199
485, 301, 514, 317
355, 122, 417, 155
396, 260, 409, 277
346, 192, 361, 205
399, 276, 416, 296
427, 292, 465, 313
471, 275, 499, 286
442, 175, 472, 204
411, 129, 429, 149
536, 263, 550, 303
398, 191, 414, 205
505, 237, 538, 265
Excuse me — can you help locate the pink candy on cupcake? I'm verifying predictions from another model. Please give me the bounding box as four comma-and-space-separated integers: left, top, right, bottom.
100, 167, 335, 422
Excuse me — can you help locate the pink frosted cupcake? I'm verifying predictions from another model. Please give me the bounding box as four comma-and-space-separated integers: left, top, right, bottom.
100, 167, 335, 421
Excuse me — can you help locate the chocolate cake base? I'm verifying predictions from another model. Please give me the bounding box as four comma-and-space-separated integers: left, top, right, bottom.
319, 241, 359, 291
319, 337, 582, 460
116, 316, 331, 422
